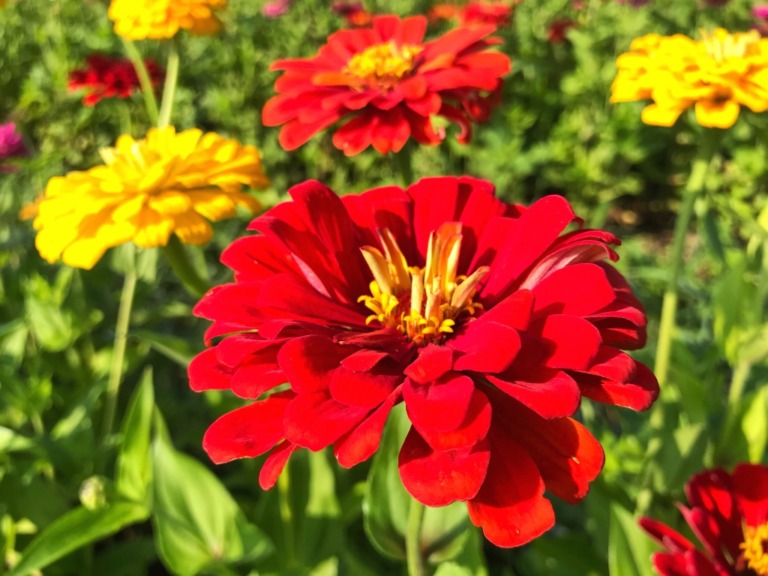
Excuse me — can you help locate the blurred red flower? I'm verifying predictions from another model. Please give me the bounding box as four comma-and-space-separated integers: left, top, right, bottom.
190, 176, 658, 548
547, 18, 577, 44
68, 54, 164, 106
261, 15, 510, 155
331, 1, 372, 26
640, 464, 768, 576
428, 2, 514, 27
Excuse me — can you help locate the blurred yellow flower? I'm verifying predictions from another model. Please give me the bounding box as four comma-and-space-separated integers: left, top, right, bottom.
33, 126, 268, 270
611, 29, 768, 128
108, 0, 227, 40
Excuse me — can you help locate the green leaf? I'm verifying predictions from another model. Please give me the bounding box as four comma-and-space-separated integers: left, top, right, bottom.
151, 412, 272, 575
24, 293, 73, 352
115, 368, 154, 504
741, 386, 768, 462
8, 502, 149, 576
608, 504, 656, 576
363, 405, 472, 564
363, 405, 411, 560
0, 426, 35, 452
132, 329, 196, 367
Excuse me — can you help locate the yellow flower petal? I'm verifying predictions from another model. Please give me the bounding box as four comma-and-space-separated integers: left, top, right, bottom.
108, 0, 226, 40
641, 103, 687, 126
30, 126, 269, 269
694, 99, 741, 129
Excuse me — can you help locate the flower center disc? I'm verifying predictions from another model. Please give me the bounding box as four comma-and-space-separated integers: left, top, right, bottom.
358, 223, 488, 346
741, 522, 768, 575
345, 42, 423, 87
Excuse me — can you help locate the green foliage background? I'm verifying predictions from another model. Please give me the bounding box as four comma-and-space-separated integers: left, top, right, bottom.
1, 0, 767, 575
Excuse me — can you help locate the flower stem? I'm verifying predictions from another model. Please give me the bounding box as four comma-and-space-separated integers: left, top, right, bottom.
393, 147, 415, 187
277, 470, 297, 570
406, 498, 427, 576
157, 39, 180, 129
97, 269, 137, 474
653, 136, 717, 386
161, 235, 210, 298
120, 38, 159, 126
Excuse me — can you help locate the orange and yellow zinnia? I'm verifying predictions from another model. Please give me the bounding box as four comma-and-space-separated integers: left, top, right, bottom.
108, 0, 227, 40
611, 29, 768, 128
33, 126, 268, 270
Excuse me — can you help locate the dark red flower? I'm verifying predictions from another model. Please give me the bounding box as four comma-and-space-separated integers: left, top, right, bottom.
547, 19, 577, 44
331, 1, 373, 27
189, 176, 658, 548
68, 54, 164, 106
640, 464, 768, 576
261, 15, 510, 155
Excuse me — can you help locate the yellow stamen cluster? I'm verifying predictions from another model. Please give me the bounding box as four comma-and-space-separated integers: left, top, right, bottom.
345, 42, 423, 87
358, 223, 489, 346
741, 522, 768, 576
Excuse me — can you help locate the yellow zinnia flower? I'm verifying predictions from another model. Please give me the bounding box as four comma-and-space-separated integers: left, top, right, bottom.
33, 126, 269, 270
108, 0, 227, 40
611, 29, 768, 129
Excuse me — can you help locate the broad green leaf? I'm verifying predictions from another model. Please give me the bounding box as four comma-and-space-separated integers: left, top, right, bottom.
608, 504, 656, 576
363, 405, 411, 560
115, 368, 154, 503
741, 386, 768, 462
0, 426, 35, 453
435, 563, 473, 576
24, 295, 73, 352
8, 502, 149, 576
363, 405, 472, 564
152, 412, 272, 575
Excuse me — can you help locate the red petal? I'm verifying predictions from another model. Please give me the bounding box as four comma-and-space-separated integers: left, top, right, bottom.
329, 365, 401, 408
733, 463, 768, 527
202, 393, 293, 463
451, 320, 521, 373
259, 442, 299, 490
278, 334, 348, 394
578, 347, 659, 411
283, 392, 369, 451
334, 386, 402, 468
416, 388, 492, 452
537, 314, 601, 370
403, 372, 474, 434
684, 468, 741, 559
188, 347, 232, 392
487, 367, 581, 419
398, 428, 490, 506
639, 517, 695, 553
477, 289, 534, 330
650, 552, 692, 576
404, 344, 454, 383
467, 430, 555, 548
530, 263, 616, 317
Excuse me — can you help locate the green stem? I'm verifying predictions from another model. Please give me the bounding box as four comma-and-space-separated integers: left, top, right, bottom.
120, 38, 159, 125
653, 136, 717, 386
277, 471, 297, 570
161, 235, 209, 297
406, 498, 427, 576
98, 270, 137, 473
157, 39, 180, 129
393, 147, 415, 187
716, 360, 752, 462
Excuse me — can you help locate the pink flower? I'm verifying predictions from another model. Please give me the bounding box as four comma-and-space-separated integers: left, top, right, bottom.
0, 122, 27, 173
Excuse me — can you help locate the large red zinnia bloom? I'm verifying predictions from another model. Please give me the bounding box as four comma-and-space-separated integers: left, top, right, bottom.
68, 54, 164, 106
640, 464, 768, 576
261, 15, 510, 156
189, 176, 658, 547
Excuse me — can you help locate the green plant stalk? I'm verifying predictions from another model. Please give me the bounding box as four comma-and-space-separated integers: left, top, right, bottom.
157, 39, 180, 129
120, 38, 159, 125
653, 139, 716, 386
161, 235, 209, 298
716, 360, 752, 461
98, 270, 138, 474
394, 146, 415, 187
406, 498, 426, 576
277, 471, 297, 570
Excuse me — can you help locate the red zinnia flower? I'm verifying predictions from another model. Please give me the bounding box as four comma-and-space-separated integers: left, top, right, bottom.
189, 176, 659, 548
261, 15, 510, 155
68, 54, 164, 106
331, 1, 373, 27
640, 464, 768, 576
